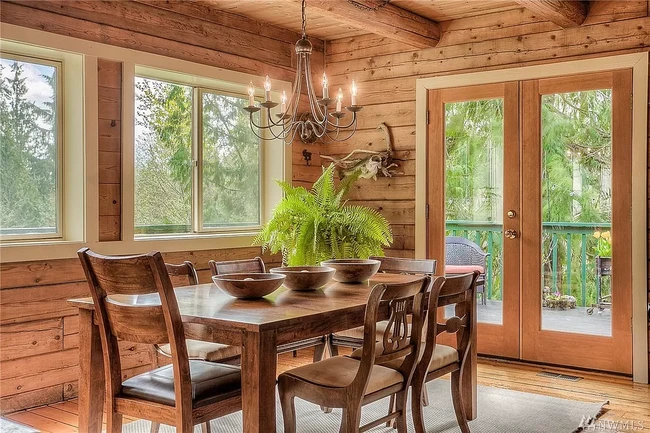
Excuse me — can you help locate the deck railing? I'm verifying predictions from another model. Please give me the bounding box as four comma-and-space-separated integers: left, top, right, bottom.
446, 220, 611, 307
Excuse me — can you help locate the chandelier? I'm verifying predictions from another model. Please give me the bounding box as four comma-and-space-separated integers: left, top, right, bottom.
243, 0, 362, 144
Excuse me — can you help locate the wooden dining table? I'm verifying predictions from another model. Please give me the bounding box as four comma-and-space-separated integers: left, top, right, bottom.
69, 272, 476, 433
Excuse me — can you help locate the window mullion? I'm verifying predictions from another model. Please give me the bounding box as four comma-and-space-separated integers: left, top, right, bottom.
193, 87, 202, 234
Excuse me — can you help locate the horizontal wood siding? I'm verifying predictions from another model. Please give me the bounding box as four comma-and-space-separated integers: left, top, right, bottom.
0, 1, 293, 413
98, 58, 122, 241
293, 2, 650, 373
0, 248, 281, 414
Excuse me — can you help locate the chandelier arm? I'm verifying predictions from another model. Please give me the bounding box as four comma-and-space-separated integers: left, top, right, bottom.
323, 122, 358, 142
304, 56, 326, 121
325, 111, 358, 130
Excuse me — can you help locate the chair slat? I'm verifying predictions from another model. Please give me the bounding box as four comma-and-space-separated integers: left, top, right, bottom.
209, 257, 265, 275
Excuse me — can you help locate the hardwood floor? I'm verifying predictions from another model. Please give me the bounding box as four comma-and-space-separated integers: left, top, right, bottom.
4, 349, 649, 432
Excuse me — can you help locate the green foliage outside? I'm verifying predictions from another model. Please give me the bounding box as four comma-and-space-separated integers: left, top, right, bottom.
254, 164, 393, 266
445, 90, 612, 307
134, 77, 260, 234
0, 58, 58, 235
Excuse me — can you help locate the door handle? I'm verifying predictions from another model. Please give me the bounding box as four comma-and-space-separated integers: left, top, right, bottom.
504, 229, 517, 239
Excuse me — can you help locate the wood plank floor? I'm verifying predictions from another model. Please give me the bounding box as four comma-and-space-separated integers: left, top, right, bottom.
4, 349, 650, 432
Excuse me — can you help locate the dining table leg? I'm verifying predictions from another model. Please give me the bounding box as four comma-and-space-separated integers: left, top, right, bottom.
78, 309, 105, 433
241, 329, 278, 433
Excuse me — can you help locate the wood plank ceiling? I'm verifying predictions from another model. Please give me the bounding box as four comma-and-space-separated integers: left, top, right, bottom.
203, 0, 591, 47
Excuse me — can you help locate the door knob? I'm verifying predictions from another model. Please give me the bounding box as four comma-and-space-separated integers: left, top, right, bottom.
504, 229, 517, 239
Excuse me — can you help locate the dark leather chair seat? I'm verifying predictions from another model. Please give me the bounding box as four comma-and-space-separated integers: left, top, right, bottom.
121, 360, 241, 408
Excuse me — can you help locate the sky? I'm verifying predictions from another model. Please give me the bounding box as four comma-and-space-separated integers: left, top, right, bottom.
1, 58, 55, 108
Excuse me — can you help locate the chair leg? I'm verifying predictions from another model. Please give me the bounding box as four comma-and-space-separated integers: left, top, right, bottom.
279, 386, 297, 433
340, 407, 361, 433
201, 422, 212, 433
394, 391, 409, 433
107, 412, 123, 433
150, 422, 160, 433
411, 381, 427, 433
451, 370, 471, 433
313, 341, 326, 362
385, 394, 395, 427
422, 384, 430, 407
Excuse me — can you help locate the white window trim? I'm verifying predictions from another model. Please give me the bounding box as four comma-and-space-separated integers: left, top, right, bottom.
0, 23, 291, 262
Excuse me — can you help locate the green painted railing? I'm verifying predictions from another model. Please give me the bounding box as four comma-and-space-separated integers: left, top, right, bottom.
446, 220, 611, 307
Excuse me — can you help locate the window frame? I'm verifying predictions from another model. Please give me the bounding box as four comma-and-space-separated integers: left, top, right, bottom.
133, 74, 264, 238
195, 86, 263, 234
0, 51, 65, 242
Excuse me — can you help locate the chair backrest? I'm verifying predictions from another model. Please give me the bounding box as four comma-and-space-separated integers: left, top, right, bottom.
419, 271, 479, 376
209, 257, 265, 276
166, 261, 199, 287
370, 256, 437, 275
445, 236, 488, 267
354, 275, 440, 397
77, 248, 192, 409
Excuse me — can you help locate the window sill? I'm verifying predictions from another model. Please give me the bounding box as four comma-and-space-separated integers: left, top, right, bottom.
0, 232, 260, 263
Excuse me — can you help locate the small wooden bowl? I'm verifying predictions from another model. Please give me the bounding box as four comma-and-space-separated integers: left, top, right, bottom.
320, 259, 381, 283
269, 266, 335, 291
211, 273, 285, 299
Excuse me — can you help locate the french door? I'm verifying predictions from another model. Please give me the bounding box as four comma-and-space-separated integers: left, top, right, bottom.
427, 70, 633, 374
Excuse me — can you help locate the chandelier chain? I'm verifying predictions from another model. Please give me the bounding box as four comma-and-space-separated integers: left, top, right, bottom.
301, 0, 307, 38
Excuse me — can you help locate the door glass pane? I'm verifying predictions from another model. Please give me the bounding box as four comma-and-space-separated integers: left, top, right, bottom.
540, 89, 612, 336
445, 99, 504, 325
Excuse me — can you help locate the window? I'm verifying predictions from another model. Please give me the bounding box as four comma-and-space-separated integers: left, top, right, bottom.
0, 54, 62, 240
134, 76, 260, 236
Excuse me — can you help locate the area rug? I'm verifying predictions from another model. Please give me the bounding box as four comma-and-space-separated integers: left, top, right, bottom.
118, 379, 609, 433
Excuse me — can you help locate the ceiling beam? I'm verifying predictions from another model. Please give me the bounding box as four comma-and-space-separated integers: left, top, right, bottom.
306, 0, 440, 48
514, 0, 588, 27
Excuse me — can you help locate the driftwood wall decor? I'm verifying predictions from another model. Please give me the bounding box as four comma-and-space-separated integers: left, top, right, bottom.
321, 123, 402, 180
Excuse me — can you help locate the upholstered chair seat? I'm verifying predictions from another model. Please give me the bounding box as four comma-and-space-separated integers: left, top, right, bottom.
121, 361, 241, 408
280, 356, 404, 396
157, 340, 241, 363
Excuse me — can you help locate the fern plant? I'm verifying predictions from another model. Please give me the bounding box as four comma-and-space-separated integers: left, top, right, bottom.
254, 164, 393, 266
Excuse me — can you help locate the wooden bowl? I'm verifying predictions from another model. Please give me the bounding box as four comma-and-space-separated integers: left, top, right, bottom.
269, 266, 335, 291
320, 259, 381, 283
211, 273, 285, 299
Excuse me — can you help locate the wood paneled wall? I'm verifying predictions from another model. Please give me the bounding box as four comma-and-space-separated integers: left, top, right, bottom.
0, 1, 292, 414
291, 2, 650, 372
98, 59, 122, 242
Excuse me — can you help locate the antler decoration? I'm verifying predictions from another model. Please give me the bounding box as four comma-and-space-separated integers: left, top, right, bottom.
320, 123, 402, 180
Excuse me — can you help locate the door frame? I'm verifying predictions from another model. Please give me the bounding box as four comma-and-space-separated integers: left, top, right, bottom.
414, 53, 649, 383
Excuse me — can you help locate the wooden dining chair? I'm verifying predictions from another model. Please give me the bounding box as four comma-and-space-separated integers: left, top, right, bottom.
209, 256, 266, 275
278, 275, 439, 433
152, 261, 241, 433
328, 256, 437, 355
157, 261, 240, 365
210, 257, 327, 363
77, 248, 242, 433
411, 271, 479, 433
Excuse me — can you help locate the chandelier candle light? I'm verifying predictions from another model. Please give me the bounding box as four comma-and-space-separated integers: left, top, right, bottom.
243, 0, 362, 144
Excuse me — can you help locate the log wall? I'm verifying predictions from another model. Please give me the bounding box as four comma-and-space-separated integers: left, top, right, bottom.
290, 2, 650, 373
0, 1, 293, 413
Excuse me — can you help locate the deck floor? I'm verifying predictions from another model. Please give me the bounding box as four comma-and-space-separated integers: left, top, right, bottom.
452, 300, 612, 336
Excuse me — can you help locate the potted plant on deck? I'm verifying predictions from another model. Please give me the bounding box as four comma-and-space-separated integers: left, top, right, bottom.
254, 164, 393, 266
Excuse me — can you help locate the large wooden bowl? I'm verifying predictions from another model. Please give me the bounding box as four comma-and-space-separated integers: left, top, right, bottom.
269, 266, 335, 291
211, 273, 285, 299
320, 259, 381, 283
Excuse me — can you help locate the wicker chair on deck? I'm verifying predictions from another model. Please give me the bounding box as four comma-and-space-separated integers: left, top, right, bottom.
445, 236, 488, 305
